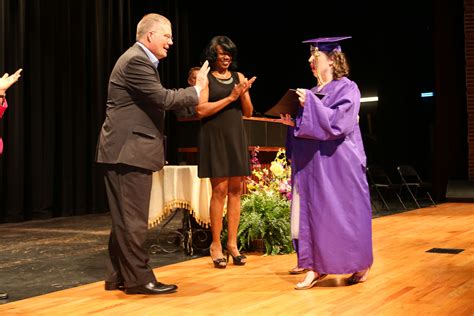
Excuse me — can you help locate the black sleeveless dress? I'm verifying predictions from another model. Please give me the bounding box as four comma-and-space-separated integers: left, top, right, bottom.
198, 72, 250, 178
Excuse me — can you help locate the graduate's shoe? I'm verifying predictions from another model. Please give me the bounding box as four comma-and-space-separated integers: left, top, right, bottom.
347, 267, 370, 285
294, 271, 327, 290
125, 281, 177, 295
104, 281, 125, 291
288, 267, 308, 274
0, 292, 8, 300
226, 247, 247, 266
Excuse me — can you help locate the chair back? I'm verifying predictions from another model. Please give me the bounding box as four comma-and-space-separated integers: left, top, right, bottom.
397, 165, 422, 184
367, 166, 393, 185
396, 165, 436, 207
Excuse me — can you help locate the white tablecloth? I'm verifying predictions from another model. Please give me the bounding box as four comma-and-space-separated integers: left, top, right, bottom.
148, 165, 213, 228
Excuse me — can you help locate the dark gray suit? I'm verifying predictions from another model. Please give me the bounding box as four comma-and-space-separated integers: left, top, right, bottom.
96, 43, 198, 288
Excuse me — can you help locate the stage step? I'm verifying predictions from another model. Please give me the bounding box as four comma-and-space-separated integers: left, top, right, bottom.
446, 180, 474, 202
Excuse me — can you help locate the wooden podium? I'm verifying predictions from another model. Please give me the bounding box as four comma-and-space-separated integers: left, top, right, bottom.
176, 116, 287, 164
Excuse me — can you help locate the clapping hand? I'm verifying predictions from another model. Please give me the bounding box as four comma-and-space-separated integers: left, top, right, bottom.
195, 61, 210, 92
0, 68, 22, 93
229, 82, 246, 101
241, 76, 256, 94
228, 76, 257, 101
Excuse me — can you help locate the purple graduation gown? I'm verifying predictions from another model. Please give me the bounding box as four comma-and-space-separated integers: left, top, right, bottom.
286, 77, 373, 274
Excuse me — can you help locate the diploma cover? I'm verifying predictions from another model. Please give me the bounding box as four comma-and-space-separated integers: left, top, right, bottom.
265, 89, 325, 117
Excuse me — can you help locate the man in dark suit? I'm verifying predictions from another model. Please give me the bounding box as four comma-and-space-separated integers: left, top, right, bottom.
96, 13, 209, 295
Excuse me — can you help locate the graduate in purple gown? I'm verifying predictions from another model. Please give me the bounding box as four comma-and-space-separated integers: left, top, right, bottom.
280, 36, 373, 290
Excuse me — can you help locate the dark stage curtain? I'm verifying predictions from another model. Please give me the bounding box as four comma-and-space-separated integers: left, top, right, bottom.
0, 0, 190, 222
0, 0, 468, 221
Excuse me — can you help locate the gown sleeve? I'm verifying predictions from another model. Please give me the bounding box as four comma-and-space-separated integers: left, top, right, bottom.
293, 81, 360, 141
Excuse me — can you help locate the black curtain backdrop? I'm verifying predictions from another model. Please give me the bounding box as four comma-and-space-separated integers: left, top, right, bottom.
0, 0, 135, 221
0, 0, 468, 223
0, 0, 192, 221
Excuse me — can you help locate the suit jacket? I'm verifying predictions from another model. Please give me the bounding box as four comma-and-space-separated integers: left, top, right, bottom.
0, 99, 7, 155
96, 43, 199, 171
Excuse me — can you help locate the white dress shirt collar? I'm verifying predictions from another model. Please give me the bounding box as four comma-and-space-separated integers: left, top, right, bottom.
136, 42, 159, 68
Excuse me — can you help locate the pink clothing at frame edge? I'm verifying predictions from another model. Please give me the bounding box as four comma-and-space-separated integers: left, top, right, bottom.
0, 98, 8, 155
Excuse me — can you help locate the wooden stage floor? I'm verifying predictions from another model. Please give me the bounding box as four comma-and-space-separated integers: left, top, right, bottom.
0, 202, 473, 315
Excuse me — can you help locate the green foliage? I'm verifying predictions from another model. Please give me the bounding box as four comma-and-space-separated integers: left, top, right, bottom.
237, 147, 293, 255
238, 190, 293, 255
223, 148, 294, 255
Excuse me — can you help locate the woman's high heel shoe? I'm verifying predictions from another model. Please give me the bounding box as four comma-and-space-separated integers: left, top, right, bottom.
212, 257, 227, 269
226, 249, 247, 266
210, 249, 227, 269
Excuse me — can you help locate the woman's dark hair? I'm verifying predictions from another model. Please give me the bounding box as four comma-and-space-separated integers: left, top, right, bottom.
200, 35, 238, 70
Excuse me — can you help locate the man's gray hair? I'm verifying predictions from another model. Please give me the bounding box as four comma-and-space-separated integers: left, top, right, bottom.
136, 14, 170, 41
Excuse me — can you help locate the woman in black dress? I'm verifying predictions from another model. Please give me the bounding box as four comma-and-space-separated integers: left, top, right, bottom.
195, 36, 256, 268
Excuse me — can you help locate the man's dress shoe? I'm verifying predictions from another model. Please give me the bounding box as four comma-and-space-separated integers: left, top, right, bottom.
125, 281, 177, 295
104, 281, 125, 291
0, 292, 8, 300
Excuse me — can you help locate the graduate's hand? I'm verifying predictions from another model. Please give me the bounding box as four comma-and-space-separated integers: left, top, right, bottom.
279, 113, 295, 127
195, 60, 210, 92
296, 88, 306, 107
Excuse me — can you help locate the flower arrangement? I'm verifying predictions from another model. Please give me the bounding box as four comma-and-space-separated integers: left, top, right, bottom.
246, 147, 292, 200
236, 147, 294, 255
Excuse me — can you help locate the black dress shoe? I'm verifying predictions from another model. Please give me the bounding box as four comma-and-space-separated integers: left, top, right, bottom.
125, 281, 177, 295
104, 281, 125, 291
0, 292, 8, 300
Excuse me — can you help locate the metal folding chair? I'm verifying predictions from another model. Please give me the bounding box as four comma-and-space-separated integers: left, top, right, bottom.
367, 165, 406, 211
397, 165, 436, 208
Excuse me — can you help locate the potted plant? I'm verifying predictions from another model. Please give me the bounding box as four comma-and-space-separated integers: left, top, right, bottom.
236, 147, 293, 255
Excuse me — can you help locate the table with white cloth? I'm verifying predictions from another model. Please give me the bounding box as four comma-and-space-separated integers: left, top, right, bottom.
148, 165, 215, 255
148, 165, 214, 227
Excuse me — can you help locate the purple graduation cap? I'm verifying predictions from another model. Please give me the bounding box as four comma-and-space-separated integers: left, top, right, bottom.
302, 36, 351, 52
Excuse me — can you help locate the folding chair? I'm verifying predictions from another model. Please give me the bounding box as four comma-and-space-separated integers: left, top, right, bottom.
397, 165, 436, 208
367, 165, 406, 211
